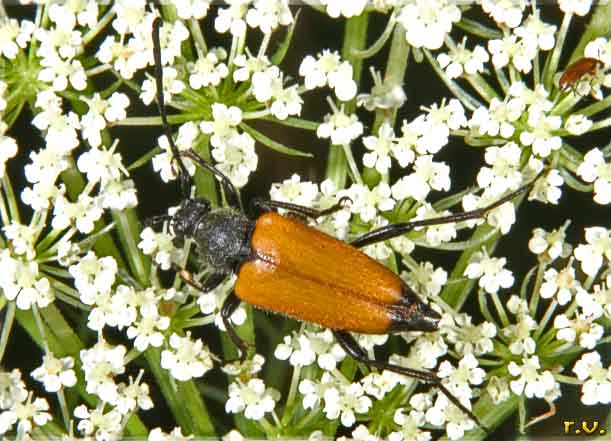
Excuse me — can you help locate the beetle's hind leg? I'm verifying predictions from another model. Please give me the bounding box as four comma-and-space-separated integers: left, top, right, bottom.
252, 196, 351, 220
333, 331, 487, 432
220, 292, 253, 363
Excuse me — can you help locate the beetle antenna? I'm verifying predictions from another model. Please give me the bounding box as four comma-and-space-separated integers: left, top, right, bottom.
152, 17, 191, 199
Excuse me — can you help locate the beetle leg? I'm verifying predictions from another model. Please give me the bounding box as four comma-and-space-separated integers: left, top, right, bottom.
252, 196, 351, 219
333, 331, 487, 432
350, 175, 540, 248
178, 269, 226, 293
182, 149, 241, 211
221, 291, 251, 362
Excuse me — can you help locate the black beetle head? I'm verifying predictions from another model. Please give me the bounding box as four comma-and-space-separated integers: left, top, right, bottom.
171, 197, 211, 242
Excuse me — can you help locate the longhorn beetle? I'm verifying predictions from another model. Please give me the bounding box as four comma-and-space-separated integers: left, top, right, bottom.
149, 17, 539, 433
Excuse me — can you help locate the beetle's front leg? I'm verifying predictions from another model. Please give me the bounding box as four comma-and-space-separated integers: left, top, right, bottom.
178, 269, 226, 293
333, 331, 487, 432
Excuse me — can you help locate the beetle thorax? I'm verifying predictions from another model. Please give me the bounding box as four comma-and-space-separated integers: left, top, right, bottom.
191, 208, 254, 273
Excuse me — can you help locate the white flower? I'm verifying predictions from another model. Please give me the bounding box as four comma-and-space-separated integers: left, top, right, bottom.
188, 49, 228, 89
320, 0, 367, 18
215, 0, 249, 37
443, 313, 496, 356
77, 143, 127, 186
69, 251, 118, 303
200, 103, 243, 147
558, 0, 592, 16
275, 329, 345, 370
52, 193, 103, 234
126, 302, 170, 351
388, 408, 430, 441
225, 379, 279, 420
38, 55, 87, 91
74, 404, 122, 440
425, 394, 475, 440
514, 13, 556, 51
152, 122, 198, 183
540, 264, 582, 305
487, 376, 511, 404
528, 225, 570, 262
232, 53, 271, 82
572, 351, 611, 405
197, 275, 247, 330
149, 427, 194, 441
115, 377, 153, 415
0, 251, 54, 310
503, 297, 537, 355
211, 131, 258, 188
391, 156, 450, 202
81, 93, 130, 147
0, 394, 52, 437
396, 0, 461, 50
565, 114, 593, 135
577, 148, 611, 205
246, 0, 293, 34
0, 135, 18, 178
31, 354, 77, 393
520, 109, 562, 158
508, 356, 557, 399
340, 183, 395, 223
161, 333, 214, 381
140, 67, 185, 105
528, 168, 564, 205
80, 339, 126, 403
0, 18, 33, 59
362, 123, 395, 173
554, 313, 603, 349
477, 142, 523, 197
175, 0, 211, 20
488, 35, 537, 73
573, 227, 611, 277
481, 0, 526, 28
438, 39, 489, 79
322, 382, 372, 427
469, 97, 524, 139
299, 50, 357, 101
317, 105, 363, 146
402, 261, 448, 299
464, 250, 514, 294
437, 354, 485, 404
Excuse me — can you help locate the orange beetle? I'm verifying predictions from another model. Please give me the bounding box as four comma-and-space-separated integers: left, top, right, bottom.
559, 57, 604, 91
148, 18, 538, 432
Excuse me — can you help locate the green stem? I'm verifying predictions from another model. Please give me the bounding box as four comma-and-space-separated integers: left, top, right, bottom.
111, 209, 150, 287
534, 300, 557, 341
352, 15, 396, 59
490, 292, 510, 328
528, 263, 546, 317
0, 302, 15, 361
372, 23, 410, 131
326, 13, 369, 188
544, 13, 572, 91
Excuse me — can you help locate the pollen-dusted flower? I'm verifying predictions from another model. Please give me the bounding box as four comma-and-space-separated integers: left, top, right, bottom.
299, 50, 357, 101
80, 339, 126, 404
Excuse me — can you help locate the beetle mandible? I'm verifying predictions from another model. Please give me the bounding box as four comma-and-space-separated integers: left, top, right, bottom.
148, 17, 540, 432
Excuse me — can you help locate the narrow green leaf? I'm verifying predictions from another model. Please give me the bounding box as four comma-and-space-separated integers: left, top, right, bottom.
271, 9, 300, 65
240, 123, 313, 157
